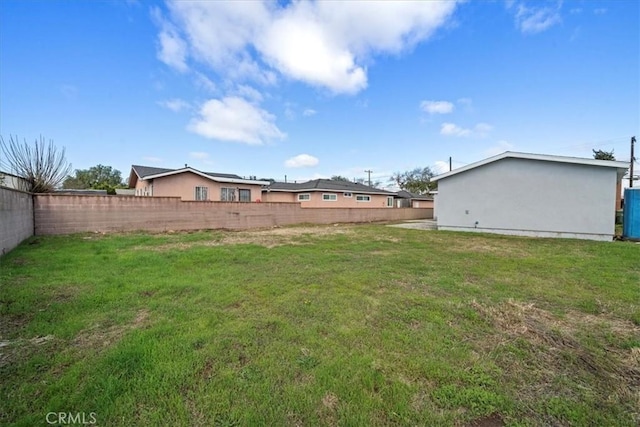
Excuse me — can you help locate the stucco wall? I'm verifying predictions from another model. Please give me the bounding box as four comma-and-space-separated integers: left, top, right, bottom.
261, 191, 394, 208
261, 192, 296, 203
34, 194, 433, 235
0, 187, 34, 254
436, 158, 619, 241
137, 172, 262, 202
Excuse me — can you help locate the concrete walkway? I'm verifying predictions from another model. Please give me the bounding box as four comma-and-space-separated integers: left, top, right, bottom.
386, 219, 437, 230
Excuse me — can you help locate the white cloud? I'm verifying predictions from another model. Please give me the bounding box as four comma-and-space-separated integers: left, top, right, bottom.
474, 123, 493, 134
285, 154, 319, 168
303, 109, 317, 117
187, 96, 286, 145
153, 8, 189, 72
440, 123, 471, 137
194, 72, 217, 93
256, 3, 366, 94
234, 85, 263, 103
420, 100, 454, 114
440, 122, 493, 137
158, 0, 460, 94
158, 98, 190, 112
485, 140, 514, 157
514, 2, 562, 34
189, 151, 209, 160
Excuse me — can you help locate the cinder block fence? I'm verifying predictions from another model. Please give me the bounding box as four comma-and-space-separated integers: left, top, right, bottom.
1, 190, 433, 253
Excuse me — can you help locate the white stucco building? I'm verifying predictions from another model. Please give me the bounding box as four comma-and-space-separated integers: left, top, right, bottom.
431, 152, 629, 241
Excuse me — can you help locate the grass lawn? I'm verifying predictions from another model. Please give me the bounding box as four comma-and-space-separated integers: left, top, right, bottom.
1, 224, 639, 426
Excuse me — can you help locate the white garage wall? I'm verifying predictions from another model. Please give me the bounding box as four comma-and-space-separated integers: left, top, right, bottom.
436, 158, 618, 241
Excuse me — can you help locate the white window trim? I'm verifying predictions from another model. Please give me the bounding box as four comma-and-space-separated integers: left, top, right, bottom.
298, 193, 311, 201
195, 186, 209, 201
386, 196, 394, 207
343, 192, 352, 198
221, 187, 236, 202
322, 193, 338, 201
356, 194, 371, 202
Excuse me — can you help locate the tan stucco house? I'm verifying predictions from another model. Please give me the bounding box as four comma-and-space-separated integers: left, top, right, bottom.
128, 165, 270, 202
262, 179, 396, 208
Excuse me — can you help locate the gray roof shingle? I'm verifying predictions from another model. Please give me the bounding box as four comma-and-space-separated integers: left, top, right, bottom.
131, 165, 243, 180
131, 165, 175, 179
267, 179, 394, 195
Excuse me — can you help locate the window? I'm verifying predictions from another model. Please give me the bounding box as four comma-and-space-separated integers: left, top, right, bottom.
195, 186, 208, 201
323, 193, 337, 201
386, 196, 394, 207
343, 192, 352, 198
356, 195, 371, 202
221, 187, 236, 201
239, 189, 251, 202
298, 193, 310, 201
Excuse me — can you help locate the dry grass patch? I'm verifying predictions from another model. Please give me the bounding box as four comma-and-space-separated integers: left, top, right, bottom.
73, 309, 150, 351
444, 238, 533, 258
138, 225, 356, 251
471, 299, 640, 419
0, 334, 55, 369
318, 391, 339, 426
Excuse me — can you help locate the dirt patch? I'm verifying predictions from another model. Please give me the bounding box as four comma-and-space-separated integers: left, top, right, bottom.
73, 309, 150, 351
468, 413, 504, 427
138, 225, 356, 251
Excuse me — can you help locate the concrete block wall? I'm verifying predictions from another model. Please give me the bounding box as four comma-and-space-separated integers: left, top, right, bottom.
0, 187, 34, 254
34, 194, 433, 235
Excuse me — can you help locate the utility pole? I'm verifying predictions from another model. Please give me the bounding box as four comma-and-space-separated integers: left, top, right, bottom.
449, 157, 452, 172
364, 169, 372, 186
631, 136, 636, 188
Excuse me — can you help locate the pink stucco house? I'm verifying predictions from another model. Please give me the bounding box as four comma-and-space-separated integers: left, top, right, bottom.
261, 179, 397, 208
128, 165, 270, 202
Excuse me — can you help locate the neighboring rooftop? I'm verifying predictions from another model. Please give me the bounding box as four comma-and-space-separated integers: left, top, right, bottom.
395, 190, 433, 200
265, 179, 395, 195
129, 165, 270, 188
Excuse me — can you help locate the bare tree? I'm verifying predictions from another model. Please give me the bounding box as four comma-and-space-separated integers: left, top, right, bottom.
0, 135, 72, 192
390, 166, 437, 194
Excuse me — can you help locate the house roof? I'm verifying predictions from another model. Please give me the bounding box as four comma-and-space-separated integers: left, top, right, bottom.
265, 179, 395, 195
130, 165, 175, 179
431, 151, 630, 182
129, 165, 270, 187
395, 190, 433, 200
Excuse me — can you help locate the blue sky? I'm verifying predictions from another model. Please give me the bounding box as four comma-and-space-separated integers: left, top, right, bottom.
1, 0, 638, 188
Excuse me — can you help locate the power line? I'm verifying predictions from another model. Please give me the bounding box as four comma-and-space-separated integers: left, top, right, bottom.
554, 136, 630, 150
